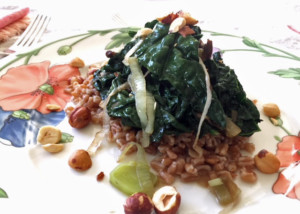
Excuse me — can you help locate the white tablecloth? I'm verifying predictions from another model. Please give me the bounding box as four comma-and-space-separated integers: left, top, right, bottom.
1, 0, 300, 56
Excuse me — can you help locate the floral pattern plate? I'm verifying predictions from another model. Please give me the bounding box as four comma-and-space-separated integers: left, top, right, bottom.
0, 26, 300, 214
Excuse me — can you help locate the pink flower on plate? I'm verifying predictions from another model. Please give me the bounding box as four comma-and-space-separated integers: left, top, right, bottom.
287, 25, 300, 35
0, 61, 80, 114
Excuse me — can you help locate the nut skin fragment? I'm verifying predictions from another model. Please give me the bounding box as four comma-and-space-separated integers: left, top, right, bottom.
68, 106, 91, 129
37, 126, 62, 145
254, 149, 280, 174
70, 57, 85, 68
263, 103, 280, 118
68, 149, 92, 171
124, 192, 154, 214
152, 186, 181, 214
96, 171, 105, 182
43, 143, 64, 153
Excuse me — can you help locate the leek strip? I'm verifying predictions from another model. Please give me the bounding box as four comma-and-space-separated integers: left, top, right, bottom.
193, 57, 212, 149
99, 82, 130, 109
123, 39, 144, 66
87, 109, 110, 156
128, 57, 148, 129
117, 142, 156, 195
145, 92, 156, 134
134, 142, 155, 195
128, 57, 157, 147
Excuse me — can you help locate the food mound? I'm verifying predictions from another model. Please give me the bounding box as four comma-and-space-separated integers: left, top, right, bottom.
65, 11, 261, 190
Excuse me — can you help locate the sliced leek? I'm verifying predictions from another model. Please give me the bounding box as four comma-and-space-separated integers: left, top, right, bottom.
128, 57, 156, 147
193, 56, 212, 149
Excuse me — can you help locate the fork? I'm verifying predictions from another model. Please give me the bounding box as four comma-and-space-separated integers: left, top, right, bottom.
112, 13, 128, 27
0, 14, 51, 56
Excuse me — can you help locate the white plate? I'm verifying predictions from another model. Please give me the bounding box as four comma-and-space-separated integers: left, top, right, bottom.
0, 25, 300, 214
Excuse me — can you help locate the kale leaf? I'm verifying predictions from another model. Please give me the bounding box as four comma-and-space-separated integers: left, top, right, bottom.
206, 52, 261, 136
93, 21, 261, 143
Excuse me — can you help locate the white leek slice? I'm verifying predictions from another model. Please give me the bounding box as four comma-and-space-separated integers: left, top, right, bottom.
225, 116, 241, 137
99, 82, 130, 109
128, 57, 147, 129
87, 109, 110, 156
123, 39, 144, 66
193, 57, 212, 149
128, 57, 156, 147
145, 92, 156, 134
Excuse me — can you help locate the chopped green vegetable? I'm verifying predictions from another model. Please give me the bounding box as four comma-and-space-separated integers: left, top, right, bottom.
93, 19, 261, 143
208, 177, 241, 206
0, 188, 8, 198
109, 142, 157, 196
109, 161, 157, 196
221, 176, 241, 202
208, 178, 233, 205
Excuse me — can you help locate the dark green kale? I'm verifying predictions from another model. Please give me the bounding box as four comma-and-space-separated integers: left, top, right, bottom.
93, 21, 261, 143
206, 52, 261, 136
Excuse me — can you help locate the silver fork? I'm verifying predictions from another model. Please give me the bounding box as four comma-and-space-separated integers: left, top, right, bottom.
112, 13, 128, 27
0, 14, 51, 56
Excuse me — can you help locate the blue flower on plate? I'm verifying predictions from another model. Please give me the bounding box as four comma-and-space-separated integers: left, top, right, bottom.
0, 107, 65, 147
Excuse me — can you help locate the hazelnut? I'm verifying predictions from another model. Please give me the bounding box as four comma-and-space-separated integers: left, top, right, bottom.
46, 104, 61, 111
177, 11, 198, 25
263, 103, 280, 118
69, 106, 91, 129
68, 149, 92, 171
124, 192, 154, 214
152, 186, 181, 214
169, 17, 186, 33
254, 149, 280, 174
70, 57, 85, 68
42, 143, 64, 153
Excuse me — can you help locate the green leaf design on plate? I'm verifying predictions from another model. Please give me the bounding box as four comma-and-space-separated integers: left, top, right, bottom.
57, 45, 72, 55
274, 136, 282, 142
105, 28, 139, 50
269, 68, 300, 80
59, 132, 74, 143
203, 30, 300, 81
0, 27, 139, 72
39, 83, 54, 95
242, 36, 265, 51
0, 188, 8, 198
269, 116, 293, 136
12, 110, 31, 120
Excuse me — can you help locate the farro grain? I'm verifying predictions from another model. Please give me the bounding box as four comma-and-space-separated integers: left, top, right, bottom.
66, 64, 258, 186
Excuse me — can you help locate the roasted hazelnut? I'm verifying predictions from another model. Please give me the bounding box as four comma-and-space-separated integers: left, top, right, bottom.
68, 149, 92, 171
152, 186, 181, 214
70, 57, 85, 68
254, 149, 280, 174
43, 143, 64, 153
124, 192, 154, 214
263, 103, 280, 118
69, 106, 91, 129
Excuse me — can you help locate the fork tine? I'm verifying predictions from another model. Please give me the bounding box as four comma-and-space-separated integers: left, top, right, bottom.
112, 13, 128, 26
25, 15, 51, 47
13, 14, 41, 48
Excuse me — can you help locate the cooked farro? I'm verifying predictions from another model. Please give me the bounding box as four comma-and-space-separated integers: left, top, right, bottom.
65, 64, 256, 185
